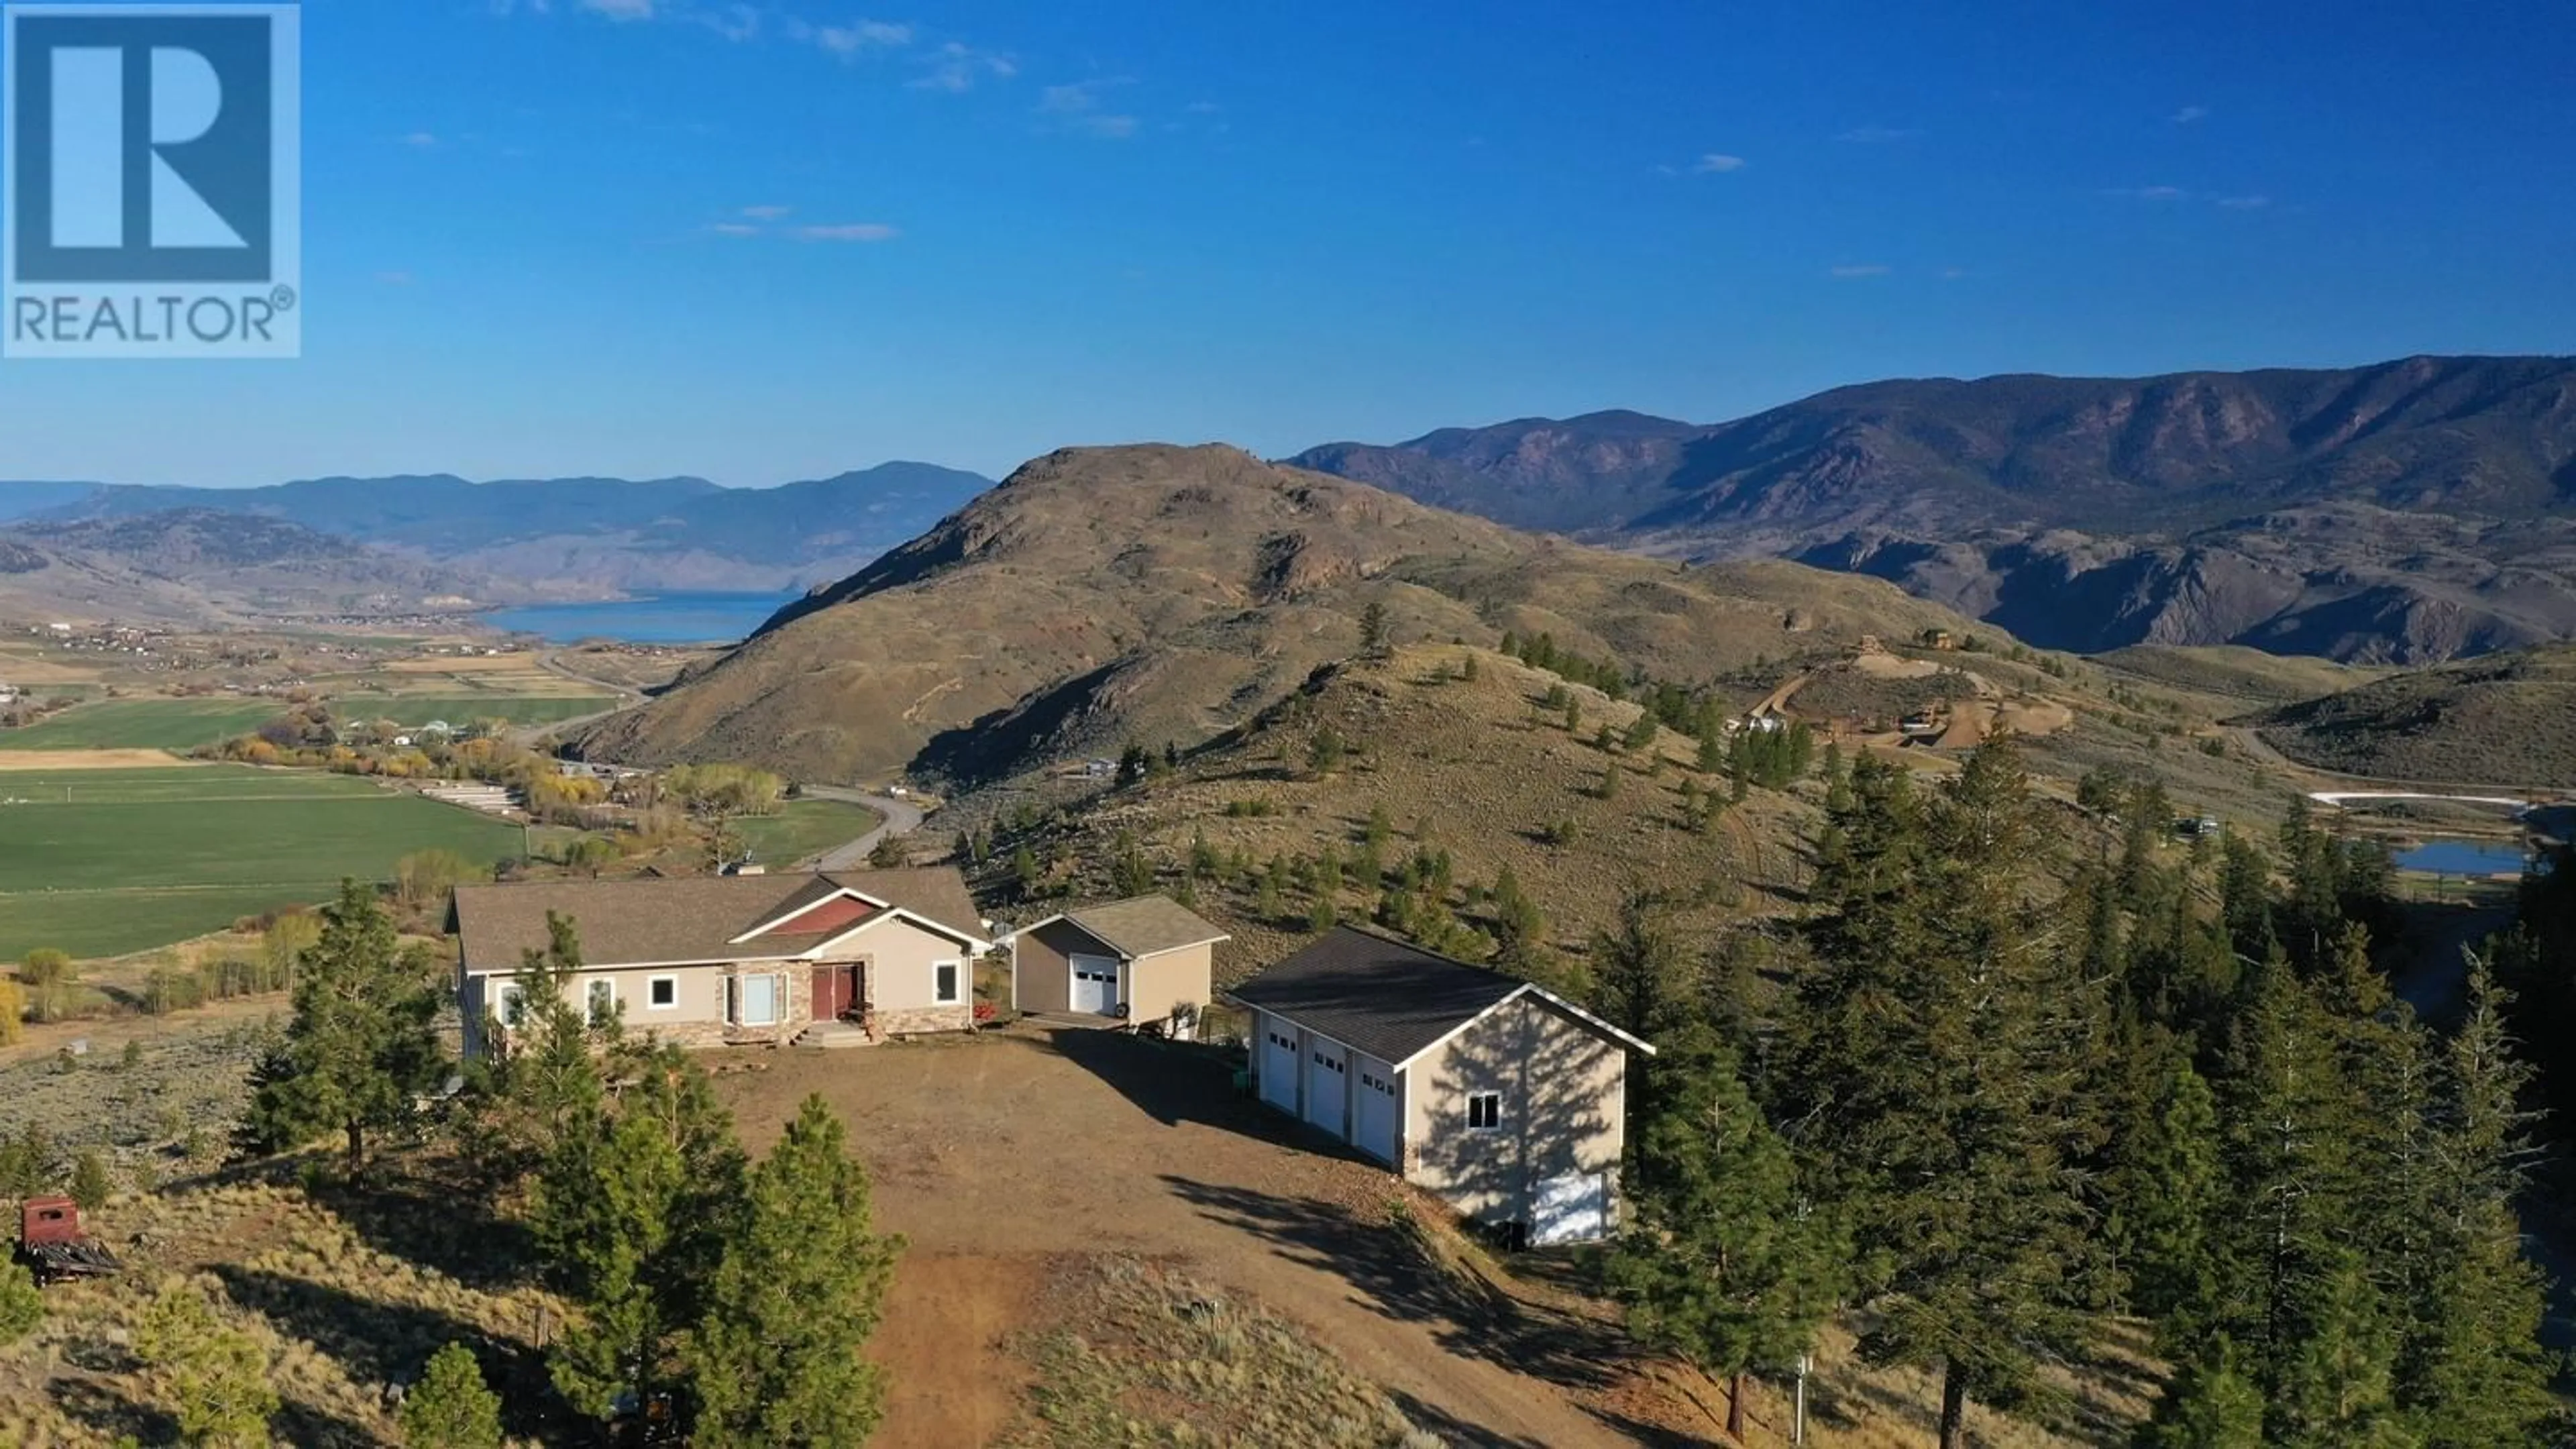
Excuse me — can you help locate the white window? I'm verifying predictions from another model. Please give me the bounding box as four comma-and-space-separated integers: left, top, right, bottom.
932, 960, 963, 1006
646, 975, 679, 1011
1467, 1092, 1502, 1131
494, 981, 526, 1028
585, 979, 615, 1027
733, 973, 780, 1027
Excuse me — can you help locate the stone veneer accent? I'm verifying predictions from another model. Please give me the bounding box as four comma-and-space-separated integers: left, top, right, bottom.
875, 1004, 973, 1038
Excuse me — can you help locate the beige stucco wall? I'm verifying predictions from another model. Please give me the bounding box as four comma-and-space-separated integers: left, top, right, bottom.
850, 916, 973, 1014
463, 959, 814, 1052
1127, 942, 1214, 1029
1400, 994, 1628, 1226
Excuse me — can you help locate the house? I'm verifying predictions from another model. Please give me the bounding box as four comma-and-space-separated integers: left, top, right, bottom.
1226, 925, 1654, 1246
1010, 895, 1228, 1036
450, 867, 990, 1056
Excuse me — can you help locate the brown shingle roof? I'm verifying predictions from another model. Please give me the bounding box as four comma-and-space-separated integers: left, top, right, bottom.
453, 867, 985, 973
1060, 895, 1230, 959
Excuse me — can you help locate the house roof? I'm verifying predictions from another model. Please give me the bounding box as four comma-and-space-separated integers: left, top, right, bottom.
1033, 895, 1230, 959
1220, 926, 1521, 1065
451, 867, 985, 973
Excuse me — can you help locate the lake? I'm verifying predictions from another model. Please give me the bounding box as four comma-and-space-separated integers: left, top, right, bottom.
482, 590, 802, 645
2394, 838, 2531, 876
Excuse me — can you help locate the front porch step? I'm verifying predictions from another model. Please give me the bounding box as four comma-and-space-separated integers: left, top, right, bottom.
794, 1020, 876, 1050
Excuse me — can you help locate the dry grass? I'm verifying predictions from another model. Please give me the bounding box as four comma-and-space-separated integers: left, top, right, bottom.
0, 750, 205, 772
0, 1163, 561, 1448
1005, 1254, 1442, 1448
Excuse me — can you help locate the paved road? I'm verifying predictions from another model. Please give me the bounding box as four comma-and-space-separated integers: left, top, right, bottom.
803, 785, 926, 869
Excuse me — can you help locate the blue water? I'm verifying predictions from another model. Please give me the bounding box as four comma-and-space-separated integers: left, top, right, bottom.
482, 590, 802, 645
2394, 839, 2531, 876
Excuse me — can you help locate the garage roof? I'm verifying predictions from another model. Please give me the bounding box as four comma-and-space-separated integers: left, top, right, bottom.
1227, 925, 1652, 1067
1040, 895, 1230, 959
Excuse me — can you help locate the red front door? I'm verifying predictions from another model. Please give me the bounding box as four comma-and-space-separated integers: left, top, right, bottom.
811, 964, 858, 1020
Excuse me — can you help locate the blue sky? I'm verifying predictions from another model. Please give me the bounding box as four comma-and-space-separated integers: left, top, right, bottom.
6, 0, 2573, 485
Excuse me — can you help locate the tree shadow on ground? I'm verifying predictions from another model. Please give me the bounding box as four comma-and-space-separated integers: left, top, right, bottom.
1383, 1389, 1553, 1449
312, 1171, 539, 1293
52, 1377, 180, 1446
1159, 1173, 1631, 1396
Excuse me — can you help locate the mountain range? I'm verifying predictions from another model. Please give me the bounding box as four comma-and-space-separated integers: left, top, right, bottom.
1292, 354, 2576, 663
0, 509, 515, 625
575, 443, 1980, 785
1, 461, 994, 596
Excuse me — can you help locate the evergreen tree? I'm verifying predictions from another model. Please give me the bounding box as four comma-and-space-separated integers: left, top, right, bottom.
400, 1342, 505, 1449
2119, 1057, 2224, 1337
1788, 741, 2102, 1449
1489, 865, 1546, 973
2135, 1336, 2266, 1449
692, 1095, 901, 1447
68, 1148, 109, 1211
136, 1283, 276, 1448
1012, 843, 1040, 898
1607, 1024, 1839, 1440
2394, 953, 2559, 1447
241, 880, 447, 1175
1358, 600, 1389, 658
0, 1260, 40, 1344
535, 1040, 748, 1428
2269, 1250, 2414, 1448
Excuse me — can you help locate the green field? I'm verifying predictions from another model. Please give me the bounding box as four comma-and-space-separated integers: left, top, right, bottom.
327, 695, 618, 727
0, 698, 284, 751
735, 798, 883, 867
0, 766, 526, 959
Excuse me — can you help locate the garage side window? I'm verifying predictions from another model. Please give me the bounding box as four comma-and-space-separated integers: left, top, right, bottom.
932, 961, 963, 1005
1466, 1092, 1502, 1131
495, 981, 526, 1028
585, 979, 616, 1028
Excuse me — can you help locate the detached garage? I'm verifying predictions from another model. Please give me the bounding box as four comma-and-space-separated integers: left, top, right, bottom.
1010, 895, 1229, 1035
1226, 924, 1655, 1245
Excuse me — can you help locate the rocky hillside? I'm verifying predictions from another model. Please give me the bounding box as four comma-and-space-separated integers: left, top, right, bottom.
1292, 354, 2576, 663
19, 461, 995, 595
2255, 644, 2576, 788
0, 509, 519, 623
575, 444, 1984, 784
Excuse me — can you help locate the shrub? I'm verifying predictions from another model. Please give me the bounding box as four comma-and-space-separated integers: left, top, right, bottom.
19, 949, 75, 1023
401, 1342, 504, 1449
0, 977, 20, 1046
0, 1262, 40, 1345
70, 1150, 111, 1211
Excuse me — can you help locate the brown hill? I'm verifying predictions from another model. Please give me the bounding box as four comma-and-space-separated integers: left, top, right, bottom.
2254, 643, 2576, 788
574, 444, 1984, 785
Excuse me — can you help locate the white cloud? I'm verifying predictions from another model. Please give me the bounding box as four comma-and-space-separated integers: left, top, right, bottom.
1937, 266, 1966, 280
740, 204, 792, 221
580, 0, 654, 19
374, 270, 416, 286
814, 19, 912, 56
700, 3, 759, 41
1691, 152, 1747, 174
910, 41, 1016, 92
1835, 126, 1917, 144
2214, 193, 2271, 209
792, 223, 898, 241
2171, 104, 2210, 124
1829, 264, 1891, 278
1038, 80, 1137, 140
400, 131, 439, 148
709, 222, 763, 237
2102, 184, 2190, 201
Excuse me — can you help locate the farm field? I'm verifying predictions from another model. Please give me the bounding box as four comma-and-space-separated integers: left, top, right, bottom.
322, 693, 616, 726
0, 697, 281, 751
735, 796, 883, 866
0, 765, 523, 959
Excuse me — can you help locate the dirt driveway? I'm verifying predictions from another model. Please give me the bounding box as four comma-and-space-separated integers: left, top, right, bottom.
709, 1025, 1676, 1448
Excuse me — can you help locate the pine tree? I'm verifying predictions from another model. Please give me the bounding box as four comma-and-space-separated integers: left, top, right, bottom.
2120, 1057, 2224, 1336
535, 1040, 747, 1428
1358, 600, 1389, 658
68, 1148, 109, 1211
692, 1095, 901, 1447
1788, 741, 2102, 1449
2394, 953, 2559, 1447
0, 1261, 40, 1344
1607, 1024, 1839, 1441
400, 1342, 505, 1449
136, 1283, 276, 1448
2135, 1336, 2265, 1449
2269, 1250, 2414, 1448
239, 880, 447, 1175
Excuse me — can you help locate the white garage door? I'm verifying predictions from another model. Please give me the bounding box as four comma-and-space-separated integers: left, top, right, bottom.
1069, 953, 1120, 1015
1259, 1021, 1301, 1114
1353, 1063, 1399, 1165
1530, 1173, 1609, 1246
1304, 1039, 1348, 1137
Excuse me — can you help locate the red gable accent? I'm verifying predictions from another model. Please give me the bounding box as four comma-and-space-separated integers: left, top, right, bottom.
758, 894, 876, 937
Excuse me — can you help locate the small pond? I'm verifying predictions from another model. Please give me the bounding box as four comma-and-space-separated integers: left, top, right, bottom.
2394, 839, 2532, 876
